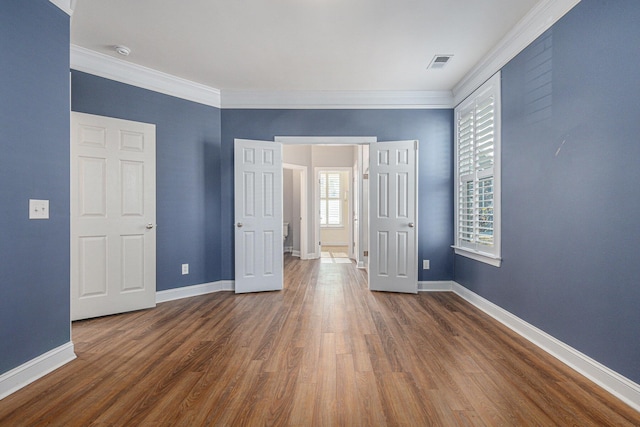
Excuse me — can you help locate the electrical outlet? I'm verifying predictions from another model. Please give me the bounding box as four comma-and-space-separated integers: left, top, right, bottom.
423, 260, 430, 270
182, 264, 189, 275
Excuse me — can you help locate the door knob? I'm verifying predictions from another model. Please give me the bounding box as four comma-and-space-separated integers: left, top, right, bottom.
146, 223, 154, 229
408, 222, 415, 228
237, 222, 243, 228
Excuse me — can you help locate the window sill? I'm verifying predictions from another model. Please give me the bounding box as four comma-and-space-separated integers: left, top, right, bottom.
452, 246, 501, 267
320, 225, 345, 229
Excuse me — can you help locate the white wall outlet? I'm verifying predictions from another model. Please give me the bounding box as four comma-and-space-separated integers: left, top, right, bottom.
181, 263, 189, 275
423, 259, 430, 270
29, 199, 49, 219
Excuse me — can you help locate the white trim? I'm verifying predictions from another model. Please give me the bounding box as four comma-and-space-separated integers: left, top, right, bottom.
320, 242, 350, 247
49, 0, 74, 15
292, 250, 301, 258
283, 162, 310, 261
70, 45, 221, 108
156, 281, 234, 303
453, 246, 502, 267
276, 136, 377, 145
418, 281, 455, 292
450, 282, 640, 413
453, 0, 581, 105
0, 342, 76, 400
284, 246, 294, 254
222, 90, 454, 109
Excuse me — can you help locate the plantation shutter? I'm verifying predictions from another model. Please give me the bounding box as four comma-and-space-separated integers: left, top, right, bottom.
456, 76, 498, 253
320, 172, 342, 226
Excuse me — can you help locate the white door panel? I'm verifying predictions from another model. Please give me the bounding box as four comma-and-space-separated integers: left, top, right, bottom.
234, 139, 283, 293
71, 112, 156, 320
369, 140, 418, 293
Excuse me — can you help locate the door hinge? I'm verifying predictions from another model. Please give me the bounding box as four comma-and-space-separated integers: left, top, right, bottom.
363, 173, 369, 179
364, 250, 368, 256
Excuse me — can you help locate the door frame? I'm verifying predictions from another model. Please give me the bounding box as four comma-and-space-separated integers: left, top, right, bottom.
314, 166, 353, 258
275, 136, 377, 262
283, 163, 309, 260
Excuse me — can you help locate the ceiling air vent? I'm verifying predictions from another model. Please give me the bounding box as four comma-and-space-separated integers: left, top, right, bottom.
428, 54, 453, 70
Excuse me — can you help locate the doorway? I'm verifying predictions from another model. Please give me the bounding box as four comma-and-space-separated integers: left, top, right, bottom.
276, 136, 375, 266
235, 137, 418, 293
315, 167, 352, 260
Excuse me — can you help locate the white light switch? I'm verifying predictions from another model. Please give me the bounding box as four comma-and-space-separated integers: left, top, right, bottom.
423, 260, 430, 270
182, 263, 189, 275
29, 199, 49, 219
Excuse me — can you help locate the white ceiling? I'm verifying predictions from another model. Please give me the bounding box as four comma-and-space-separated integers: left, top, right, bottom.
70, 0, 541, 93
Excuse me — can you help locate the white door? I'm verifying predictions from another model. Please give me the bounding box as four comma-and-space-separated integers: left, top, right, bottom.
234, 139, 283, 293
71, 112, 156, 320
369, 140, 418, 293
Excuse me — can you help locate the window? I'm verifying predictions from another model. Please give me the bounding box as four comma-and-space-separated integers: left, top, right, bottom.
454, 72, 501, 267
320, 171, 342, 226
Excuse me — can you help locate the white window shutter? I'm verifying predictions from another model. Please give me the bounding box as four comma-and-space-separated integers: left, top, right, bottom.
319, 171, 344, 227
454, 72, 501, 265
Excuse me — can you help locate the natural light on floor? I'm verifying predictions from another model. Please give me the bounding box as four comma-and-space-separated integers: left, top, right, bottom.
320, 246, 353, 264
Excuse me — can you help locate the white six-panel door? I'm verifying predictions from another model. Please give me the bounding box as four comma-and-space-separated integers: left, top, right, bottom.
369, 140, 418, 293
71, 112, 156, 320
234, 139, 284, 293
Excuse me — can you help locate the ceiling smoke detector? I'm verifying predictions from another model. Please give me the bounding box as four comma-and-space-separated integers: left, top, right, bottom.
427, 54, 453, 70
114, 45, 131, 56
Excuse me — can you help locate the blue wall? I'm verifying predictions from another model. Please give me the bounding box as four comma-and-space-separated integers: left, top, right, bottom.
220, 109, 454, 282
454, 0, 640, 383
0, 1, 70, 373
69, 77, 455, 288
72, 72, 223, 290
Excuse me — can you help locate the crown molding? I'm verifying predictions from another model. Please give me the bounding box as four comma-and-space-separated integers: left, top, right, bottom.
70, 45, 449, 110
49, 0, 74, 15
453, 0, 581, 106
221, 89, 454, 109
70, 45, 222, 108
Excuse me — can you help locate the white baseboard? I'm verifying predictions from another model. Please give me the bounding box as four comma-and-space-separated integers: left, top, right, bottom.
284, 245, 293, 254
418, 280, 455, 292
156, 280, 234, 303
0, 342, 76, 400
321, 242, 349, 247
292, 250, 301, 258
444, 281, 640, 412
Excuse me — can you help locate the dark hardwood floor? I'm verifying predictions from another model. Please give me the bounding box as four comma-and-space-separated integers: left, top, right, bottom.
1, 254, 638, 426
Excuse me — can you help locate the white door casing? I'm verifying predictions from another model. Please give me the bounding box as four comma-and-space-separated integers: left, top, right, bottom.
369, 140, 418, 293
234, 139, 284, 293
283, 163, 308, 260
71, 112, 156, 320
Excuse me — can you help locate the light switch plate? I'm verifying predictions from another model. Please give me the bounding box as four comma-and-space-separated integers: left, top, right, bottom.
29, 199, 49, 219
182, 263, 189, 275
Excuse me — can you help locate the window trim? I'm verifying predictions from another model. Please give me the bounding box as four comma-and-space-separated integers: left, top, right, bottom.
453, 72, 502, 267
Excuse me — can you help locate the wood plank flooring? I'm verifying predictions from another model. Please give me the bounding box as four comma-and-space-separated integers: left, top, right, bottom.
1, 254, 639, 426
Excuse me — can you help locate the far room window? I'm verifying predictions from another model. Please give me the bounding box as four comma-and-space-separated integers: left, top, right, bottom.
454, 72, 502, 267
320, 171, 342, 227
